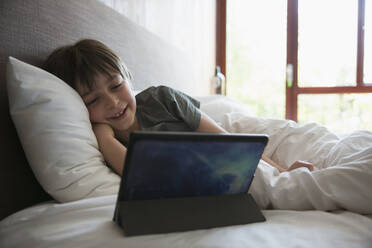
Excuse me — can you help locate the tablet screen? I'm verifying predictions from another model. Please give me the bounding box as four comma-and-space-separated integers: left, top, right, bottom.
121, 138, 266, 201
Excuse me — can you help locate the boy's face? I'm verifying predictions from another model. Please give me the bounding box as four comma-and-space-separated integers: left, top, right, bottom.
76, 72, 137, 132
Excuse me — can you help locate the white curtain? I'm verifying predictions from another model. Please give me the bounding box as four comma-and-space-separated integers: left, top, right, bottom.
98, 0, 216, 96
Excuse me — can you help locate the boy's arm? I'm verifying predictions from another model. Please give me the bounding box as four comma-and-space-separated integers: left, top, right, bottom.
195, 111, 313, 172
195, 112, 282, 171
92, 123, 126, 176
195, 112, 227, 133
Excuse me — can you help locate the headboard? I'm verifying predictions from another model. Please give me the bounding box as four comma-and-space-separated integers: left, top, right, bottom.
0, 0, 193, 220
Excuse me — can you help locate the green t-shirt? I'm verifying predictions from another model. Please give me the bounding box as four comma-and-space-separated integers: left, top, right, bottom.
135, 86, 201, 132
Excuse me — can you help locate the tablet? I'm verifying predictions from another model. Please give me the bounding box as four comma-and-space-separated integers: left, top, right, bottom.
113, 131, 268, 235
117, 131, 268, 201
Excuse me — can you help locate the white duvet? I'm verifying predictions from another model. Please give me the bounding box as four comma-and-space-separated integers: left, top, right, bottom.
1, 95, 372, 247
1, 195, 372, 248
201, 95, 372, 214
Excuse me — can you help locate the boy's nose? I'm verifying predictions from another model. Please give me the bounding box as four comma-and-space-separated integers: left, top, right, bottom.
105, 94, 119, 108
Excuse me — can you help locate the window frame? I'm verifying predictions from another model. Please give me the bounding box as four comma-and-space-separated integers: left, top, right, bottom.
286, 0, 372, 121
216, 0, 226, 95
217, 0, 372, 121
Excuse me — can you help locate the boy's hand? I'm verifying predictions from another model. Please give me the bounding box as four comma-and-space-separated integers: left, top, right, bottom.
286, 160, 314, 172
92, 123, 127, 176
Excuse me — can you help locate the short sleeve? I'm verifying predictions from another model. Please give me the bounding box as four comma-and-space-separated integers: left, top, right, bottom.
135, 86, 201, 131
157, 86, 201, 130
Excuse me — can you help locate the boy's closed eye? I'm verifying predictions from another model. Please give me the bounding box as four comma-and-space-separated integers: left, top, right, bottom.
112, 82, 122, 90
86, 97, 98, 106
85, 83, 122, 106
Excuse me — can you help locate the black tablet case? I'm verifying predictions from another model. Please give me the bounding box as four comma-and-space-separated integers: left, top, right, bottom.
115, 193, 265, 236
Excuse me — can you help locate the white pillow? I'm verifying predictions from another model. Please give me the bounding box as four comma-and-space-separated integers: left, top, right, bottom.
6, 57, 120, 203
199, 95, 254, 126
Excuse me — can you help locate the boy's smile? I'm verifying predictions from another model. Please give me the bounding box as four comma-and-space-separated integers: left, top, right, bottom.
109, 106, 127, 120
76, 71, 137, 133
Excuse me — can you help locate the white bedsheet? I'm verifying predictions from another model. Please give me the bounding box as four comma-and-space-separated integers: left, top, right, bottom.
1, 195, 371, 248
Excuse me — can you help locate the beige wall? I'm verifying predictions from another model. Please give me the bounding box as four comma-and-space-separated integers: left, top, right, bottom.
98, 0, 216, 96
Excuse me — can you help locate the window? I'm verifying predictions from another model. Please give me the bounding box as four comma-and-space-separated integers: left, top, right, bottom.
298, 94, 372, 133
218, 0, 372, 132
224, 0, 287, 119
287, 0, 372, 132
365, 0, 372, 83
298, 0, 357, 87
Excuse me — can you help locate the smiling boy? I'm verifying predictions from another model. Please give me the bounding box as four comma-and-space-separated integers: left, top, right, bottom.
43, 39, 314, 175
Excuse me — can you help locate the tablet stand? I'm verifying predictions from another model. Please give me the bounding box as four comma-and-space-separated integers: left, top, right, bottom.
114, 193, 266, 236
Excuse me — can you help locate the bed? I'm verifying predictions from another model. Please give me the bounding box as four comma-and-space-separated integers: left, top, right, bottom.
1, 0, 372, 247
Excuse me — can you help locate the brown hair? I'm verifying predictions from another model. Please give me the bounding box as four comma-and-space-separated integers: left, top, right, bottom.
42, 39, 132, 90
